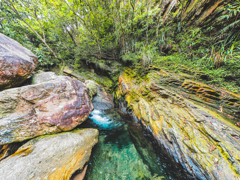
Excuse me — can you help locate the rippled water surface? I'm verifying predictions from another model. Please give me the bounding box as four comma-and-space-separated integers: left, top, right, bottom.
81, 109, 185, 180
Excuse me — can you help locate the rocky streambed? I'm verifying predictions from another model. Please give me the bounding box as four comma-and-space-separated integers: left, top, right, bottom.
80, 108, 190, 180
0, 33, 240, 180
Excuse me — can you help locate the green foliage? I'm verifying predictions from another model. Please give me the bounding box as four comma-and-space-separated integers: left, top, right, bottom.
153, 53, 240, 93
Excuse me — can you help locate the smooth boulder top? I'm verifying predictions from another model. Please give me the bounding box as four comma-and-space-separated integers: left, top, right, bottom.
0, 33, 38, 90
0, 128, 99, 180
31, 71, 58, 84
0, 33, 37, 63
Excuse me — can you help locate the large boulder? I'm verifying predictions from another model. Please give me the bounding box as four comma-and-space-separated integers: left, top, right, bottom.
0, 72, 93, 145
117, 67, 240, 180
0, 128, 98, 180
0, 33, 38, 90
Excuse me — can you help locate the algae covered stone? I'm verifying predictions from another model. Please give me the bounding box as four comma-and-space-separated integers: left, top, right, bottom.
117, 67, 240, 180
85, 80, 98, 100
0, 128, 98, 180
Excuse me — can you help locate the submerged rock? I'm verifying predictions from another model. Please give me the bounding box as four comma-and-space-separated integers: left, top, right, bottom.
0, 128, 98, 180
87, 109, 127, 132
0, 73, 93, 145
0, 33, 38, 90
117, 67, 240, 180
83, 108, 186, 179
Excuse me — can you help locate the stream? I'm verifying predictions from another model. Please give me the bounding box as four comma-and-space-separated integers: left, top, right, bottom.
80, 109, 187, 180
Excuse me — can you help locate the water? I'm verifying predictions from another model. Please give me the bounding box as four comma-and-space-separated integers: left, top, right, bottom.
80, 109, 186, 180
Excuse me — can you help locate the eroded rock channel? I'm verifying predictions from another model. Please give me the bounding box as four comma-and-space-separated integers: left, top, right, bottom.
0, 33, 240, 180
80, 108, 188, 180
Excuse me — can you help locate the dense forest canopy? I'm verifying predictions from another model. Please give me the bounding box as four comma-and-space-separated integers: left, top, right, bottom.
0, 0, 240, 92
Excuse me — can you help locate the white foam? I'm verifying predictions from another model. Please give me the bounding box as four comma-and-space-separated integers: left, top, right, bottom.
90, 110, 112, 129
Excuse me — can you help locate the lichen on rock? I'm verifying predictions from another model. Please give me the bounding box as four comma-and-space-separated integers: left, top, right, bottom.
85, 80, 98, 100
117, 67, 240, 180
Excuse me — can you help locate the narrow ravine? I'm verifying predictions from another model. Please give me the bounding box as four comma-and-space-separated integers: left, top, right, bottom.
80, 109, 188, 180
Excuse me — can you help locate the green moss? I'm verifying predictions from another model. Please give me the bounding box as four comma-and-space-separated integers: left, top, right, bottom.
86, 81, 98, 100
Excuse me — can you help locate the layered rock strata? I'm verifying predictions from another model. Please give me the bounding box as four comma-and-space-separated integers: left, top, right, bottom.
117, 67, 240, 180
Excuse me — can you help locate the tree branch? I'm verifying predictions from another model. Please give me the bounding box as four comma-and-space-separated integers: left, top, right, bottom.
3, 0, 58, 59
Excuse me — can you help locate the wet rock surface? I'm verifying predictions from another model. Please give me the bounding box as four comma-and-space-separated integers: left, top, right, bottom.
0, 33, 38, 90
117, 67, 240, 180
0, 128, 98, 180
91, 84, 114, 110
0, 72, 93, 145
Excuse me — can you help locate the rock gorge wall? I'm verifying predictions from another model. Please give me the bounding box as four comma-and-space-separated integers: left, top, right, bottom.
117, 66, 240, 180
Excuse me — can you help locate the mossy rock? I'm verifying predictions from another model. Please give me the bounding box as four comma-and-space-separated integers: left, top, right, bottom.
117, 68, 240, 179
85, 80, 98, 100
